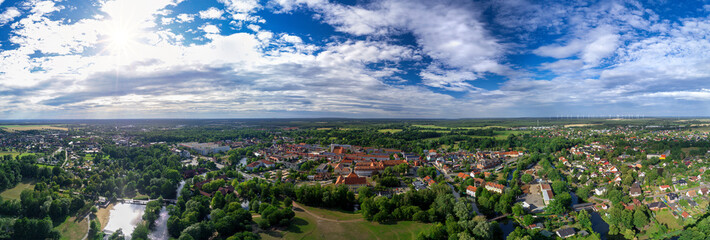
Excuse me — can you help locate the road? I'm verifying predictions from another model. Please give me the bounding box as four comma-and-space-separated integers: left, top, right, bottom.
432, 166, 482, 215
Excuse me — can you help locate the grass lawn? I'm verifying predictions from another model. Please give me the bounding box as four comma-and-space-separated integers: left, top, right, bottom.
655, 209, 683, 229
55, 216, 89, 240
0, 151, 21, 158
378, 129, 403, 134
0, 181, 35, 200
36, 164, 56, 169
96, 203, 114, 230
297, 204, 362, 221
260, 206, 432, 240
0, 125, 68, 132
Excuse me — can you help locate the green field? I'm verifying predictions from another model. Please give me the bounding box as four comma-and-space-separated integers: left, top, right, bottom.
655, 209, 683, 230
0, 151, 36, 159
261, 205, 432, 240
0, 181, 36, 200
55, 216, 89, 240
378, 129, 403, 134
35, 164, 56, 169
0, 151, 20, 158
0, 125, 68, 132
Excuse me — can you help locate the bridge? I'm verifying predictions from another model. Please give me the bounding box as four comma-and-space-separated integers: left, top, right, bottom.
487, 214, 510, 222
572, 203, 595, 211
116, 198, 177, 205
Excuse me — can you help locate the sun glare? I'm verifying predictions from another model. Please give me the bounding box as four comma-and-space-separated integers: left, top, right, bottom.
106, 22, 137, 55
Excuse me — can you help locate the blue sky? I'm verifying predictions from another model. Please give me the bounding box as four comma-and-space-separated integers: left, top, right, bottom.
0, 0, 709, 119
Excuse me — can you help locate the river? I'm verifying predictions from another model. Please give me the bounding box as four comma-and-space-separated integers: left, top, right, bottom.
148, 180, 186, 240
103, 203, 146, 239
590, 211, 609, 240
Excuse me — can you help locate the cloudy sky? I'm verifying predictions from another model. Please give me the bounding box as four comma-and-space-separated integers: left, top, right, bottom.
0, 0, 709, 119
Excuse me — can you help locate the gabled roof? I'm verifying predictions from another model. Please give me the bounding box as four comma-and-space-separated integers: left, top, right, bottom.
335, 172, 367, 185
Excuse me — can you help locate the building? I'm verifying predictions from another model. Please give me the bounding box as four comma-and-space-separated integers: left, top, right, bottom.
647, 202, 667, 211
485, 182, 505, 194
466, 185, 477, 197
245, 159, 275, 171
335, 172, 368, 191
667, 193, 679, 203
457, 172, 470, 180
333, 163, 351, 175
699, 187, 709, 195
556, 228, 576, 238
629, 183, 642, 197
687, 190, 698, 198
540, 183, 554, 205
476, 159, 502, 169
594, 187, 607, 196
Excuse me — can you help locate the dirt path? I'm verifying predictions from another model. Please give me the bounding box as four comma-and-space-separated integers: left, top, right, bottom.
291, 202, 364, 223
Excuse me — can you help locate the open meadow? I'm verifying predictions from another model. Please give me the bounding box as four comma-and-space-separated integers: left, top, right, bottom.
260, 204, 432, 240
0, 181, 36, 200
0, 125, 68, 132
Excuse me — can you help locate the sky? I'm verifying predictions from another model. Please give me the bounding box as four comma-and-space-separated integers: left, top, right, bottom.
0, 0, 709, 119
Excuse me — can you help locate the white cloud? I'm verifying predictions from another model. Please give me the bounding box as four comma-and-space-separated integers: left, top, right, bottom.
28, 0, 62, 15
0, 7, 21, 25
200, 24, 220, 34
218, 0, 260, 13
176, 13, 194, 23
161, 17, 173, 25
534, 26, 620, 66
274, 0, 507, 89
420, 66, 479, 91
199, 7, 224, 19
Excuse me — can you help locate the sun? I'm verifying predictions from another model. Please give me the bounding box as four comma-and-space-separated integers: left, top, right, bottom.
105, 22, 137, 55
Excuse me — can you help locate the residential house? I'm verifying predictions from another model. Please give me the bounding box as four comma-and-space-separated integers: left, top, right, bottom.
556, 228, 576, 239
245, 159, 275, 171
667, 193, 679, 203
335, 172, 368, 191
485, 182, 505, 194
466, 185, 477, 197
594, 187, 607, 196
629, 183, 642, 197
687, 190, 698, 198
699, 187, 709, 195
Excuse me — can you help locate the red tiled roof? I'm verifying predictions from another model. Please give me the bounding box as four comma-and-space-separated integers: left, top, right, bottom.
485, 182, 505, 190
335, 172, 367, 185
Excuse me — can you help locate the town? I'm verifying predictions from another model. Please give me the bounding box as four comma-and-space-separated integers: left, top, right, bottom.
1, 118, 710, 240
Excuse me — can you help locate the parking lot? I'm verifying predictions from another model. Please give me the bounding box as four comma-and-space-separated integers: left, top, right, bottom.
519, 184, 545, 213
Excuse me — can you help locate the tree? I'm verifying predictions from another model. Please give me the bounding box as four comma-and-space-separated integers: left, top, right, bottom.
546, 193, 571, 215
283, 196, 293, 208
633, 209, 649, 230
522, 214, 534, 226
512, 204, 524, 217
521, 174, 533, 183
211, 191, 225, 209
578, 210, 591, 229
454, 200, 470, 220
131, 222, 150, 240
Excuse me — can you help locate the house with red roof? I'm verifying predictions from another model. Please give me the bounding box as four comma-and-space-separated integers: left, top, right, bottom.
335, 172, 368, 190
466, 185, 477, 197
485, 182, 505, 194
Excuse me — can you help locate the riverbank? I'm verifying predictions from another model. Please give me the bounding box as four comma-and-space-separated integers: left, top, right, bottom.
97, 203, 115, 230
